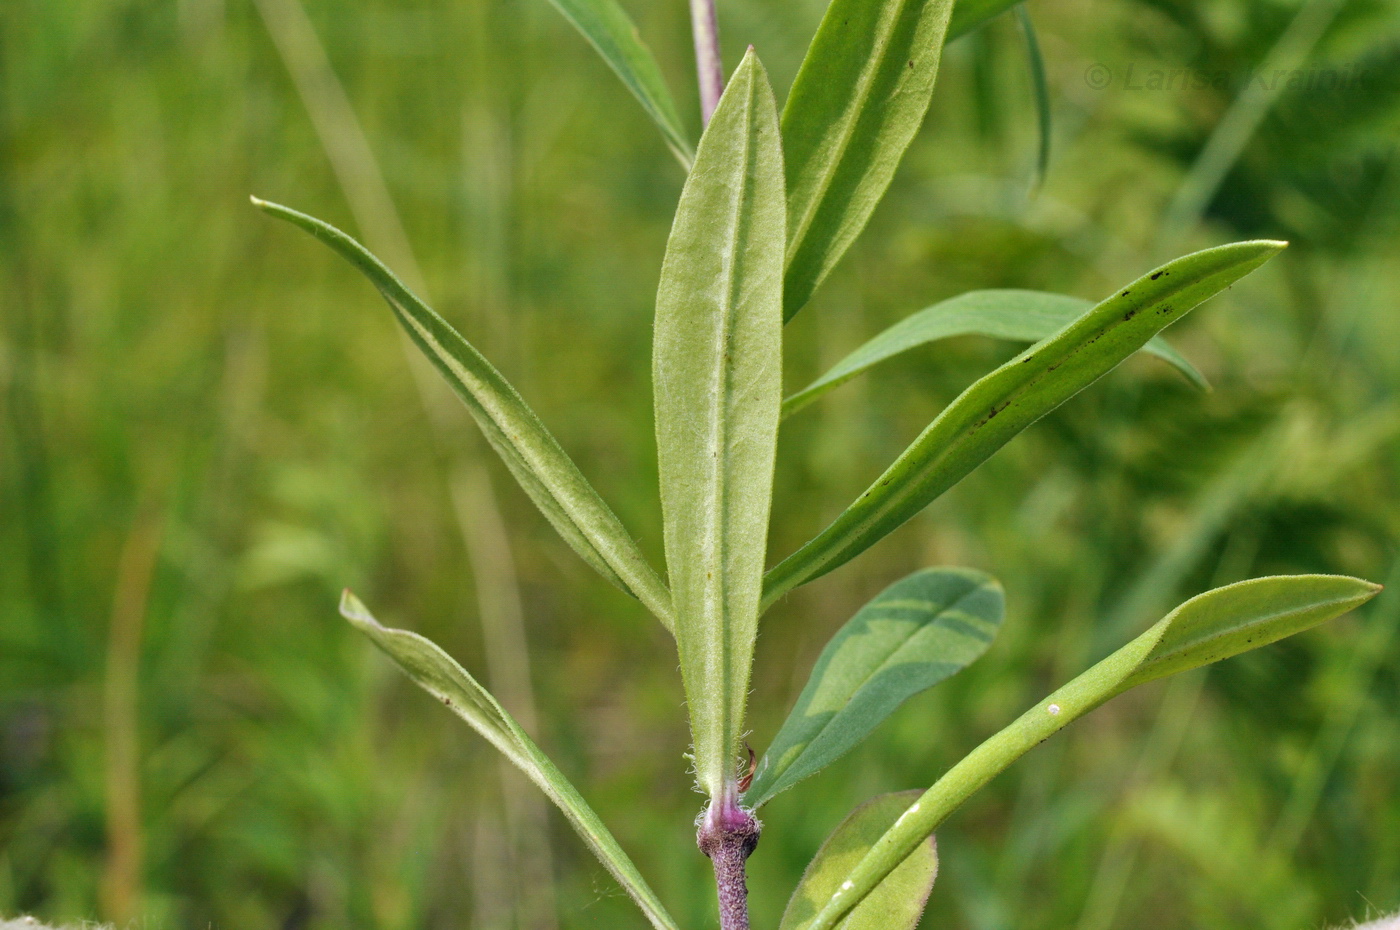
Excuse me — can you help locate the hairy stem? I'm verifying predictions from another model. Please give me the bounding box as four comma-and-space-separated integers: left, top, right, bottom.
689, 0, 724, 125
697, 794, 760, 930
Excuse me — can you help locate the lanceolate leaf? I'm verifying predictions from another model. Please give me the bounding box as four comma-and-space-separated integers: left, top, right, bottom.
746, 568, 1002, 808
653, 51, 786, 798
779, 792, 938, 930
795, 574, 1380, 930
763, 241, 1285, 609
542, 0, 694, 167
339, 592, 680, 930
254, 199, 674, 630
1017, 6, 1052, 186
781, 0, 956, 320
782, 290, 1207, 418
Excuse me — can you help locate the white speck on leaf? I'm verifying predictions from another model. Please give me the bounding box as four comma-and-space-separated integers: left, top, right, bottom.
1048, 703, 1061, 715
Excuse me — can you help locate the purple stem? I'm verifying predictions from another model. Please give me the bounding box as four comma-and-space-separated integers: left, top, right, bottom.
697, 792, 760, 930
689, 0, 724, 125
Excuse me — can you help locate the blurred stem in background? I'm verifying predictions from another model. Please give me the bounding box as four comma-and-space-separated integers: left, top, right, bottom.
690, 0, 724, 124
453, 468, 559, 930
100, 503, 165, 925
252, 1, 557, 926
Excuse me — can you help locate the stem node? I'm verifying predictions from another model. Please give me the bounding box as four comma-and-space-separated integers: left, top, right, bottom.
697, 795, 760, 930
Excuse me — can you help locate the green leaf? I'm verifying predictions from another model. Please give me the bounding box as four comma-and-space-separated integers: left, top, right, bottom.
763, 240, 1284, 609
794, 574, 1381, 930
779, 791, 938, 930
338, 592, 680, 930
653, 51, 786, 798
747, 568, 1003, 808
782, 289, 1207, 419
781, 0, 956, 320
253, 198, 674, 630
947, 0, 1024, 43
1016, 6, 1052, 187
541, 0, 694, 167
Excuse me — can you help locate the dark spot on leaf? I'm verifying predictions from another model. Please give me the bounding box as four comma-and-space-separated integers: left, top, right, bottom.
1123, 308, 1137, 321
908, 60, 914, 68
1121, 290, 1131, 297
1150, 271, 1164, 280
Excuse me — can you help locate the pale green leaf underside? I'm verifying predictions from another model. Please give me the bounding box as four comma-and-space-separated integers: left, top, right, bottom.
780, 791, 937, 930
339, 592, 680, 930
781, 0, 956, 320
542, 0, 693, 167
782, 289, 1207, 419
763, 240, 1285, 609
747, 568, 1002, 808
796, 574, 1380, 930
653, 52, 786, 797
253, 198, 674, 631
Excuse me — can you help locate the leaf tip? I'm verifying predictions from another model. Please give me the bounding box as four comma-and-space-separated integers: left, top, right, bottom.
1247, 238, 1289, 262
1356, 580, 1384, 600
338, 588, 375, 627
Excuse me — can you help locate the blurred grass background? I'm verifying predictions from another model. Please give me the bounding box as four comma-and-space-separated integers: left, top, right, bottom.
2, 0, 1399, 927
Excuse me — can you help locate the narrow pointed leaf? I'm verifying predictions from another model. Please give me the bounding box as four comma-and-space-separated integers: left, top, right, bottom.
947, 0, 1025, 41
1017, 6, 1052, 186
796, 574, 1380, 930
542, 0, 694, 167
782, 290, 1206, 418
653, 51, 786, 797
339, 592, 680, 930
781, 0, 955, 319
764, 241, 1284, 608
254, 199, 674, 630
746, 568, 1002, 808
779, 792, 937, 930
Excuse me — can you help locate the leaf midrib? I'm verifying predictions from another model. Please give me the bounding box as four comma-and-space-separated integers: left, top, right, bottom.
809, 270, 1222, 573
785, 0, 913, 263
701, 70, 757, 754
1140, 593, 1357, 675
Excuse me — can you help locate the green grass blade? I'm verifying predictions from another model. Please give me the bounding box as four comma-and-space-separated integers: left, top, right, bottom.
782, 289, 1207, 418
653, 51, 786, 799
781, 0, 956, 320
339, 592, 681, 930
795, 574, 1380, 930
947, 0, 1025, 41
253, 198, 674, 630
542, 0, 694, 168
746, 568, 1002, 808
763, 241, 1284, 609
779, 792, 938, 930
1016, 6, 1052, 187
